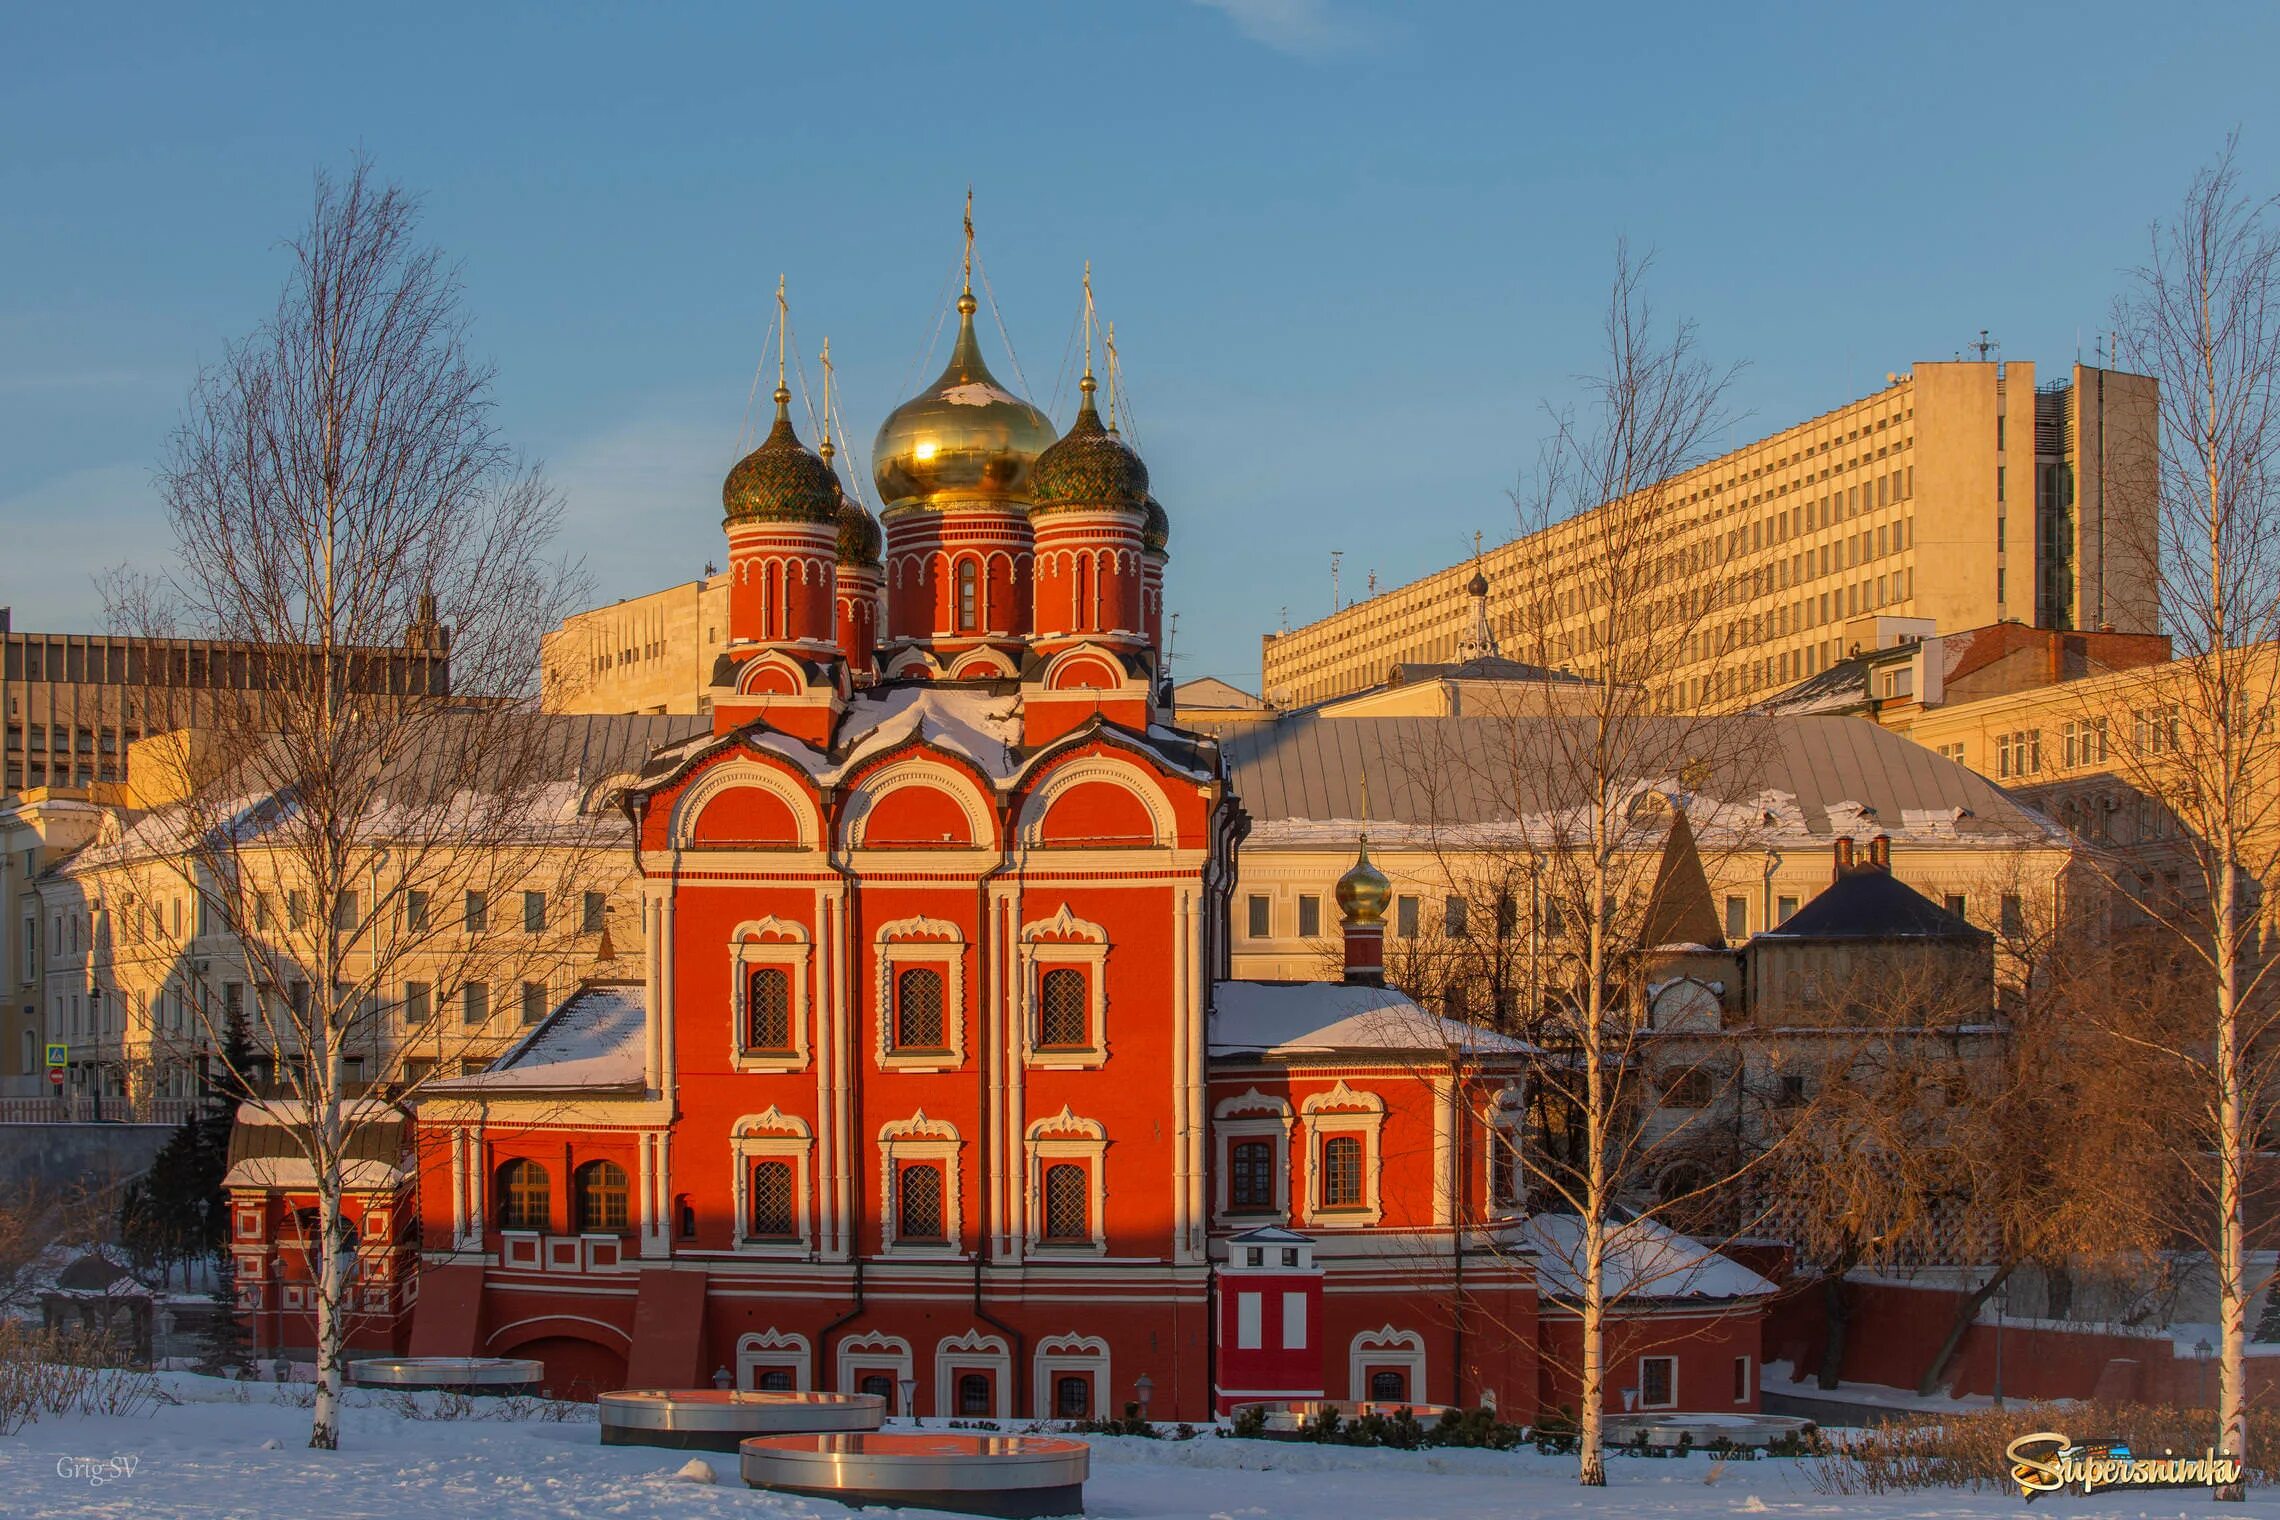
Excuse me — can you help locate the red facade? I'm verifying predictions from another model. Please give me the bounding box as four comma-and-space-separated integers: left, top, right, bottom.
248, 271, 1770, 1420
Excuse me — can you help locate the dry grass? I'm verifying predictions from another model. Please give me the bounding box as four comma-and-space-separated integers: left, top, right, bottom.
1806, 1400, 2277, 1494
0, 1323, 168, 1435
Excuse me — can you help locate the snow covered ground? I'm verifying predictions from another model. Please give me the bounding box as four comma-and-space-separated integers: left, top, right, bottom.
3, 1373, 2277, 1519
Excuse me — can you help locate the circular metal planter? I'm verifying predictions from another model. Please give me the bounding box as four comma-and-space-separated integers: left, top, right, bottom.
347, 1357, 545, 1395
1233, 1399, 1460, 1437
739, 1431, 1090, 1519
596, 1389, 886, 1451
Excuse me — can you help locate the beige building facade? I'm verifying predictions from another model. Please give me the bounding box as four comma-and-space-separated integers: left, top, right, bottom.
0, 788, 107, 1095
1260, 361, 2157, 712
540, 575, 728, 715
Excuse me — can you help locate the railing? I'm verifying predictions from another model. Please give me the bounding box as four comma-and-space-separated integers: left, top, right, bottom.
0, 1095, 201, 1126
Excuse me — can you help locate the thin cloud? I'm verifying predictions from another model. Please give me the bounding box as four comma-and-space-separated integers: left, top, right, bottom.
1190, 0, 1363, 56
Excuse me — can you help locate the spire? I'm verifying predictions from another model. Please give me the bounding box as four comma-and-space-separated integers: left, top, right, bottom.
773, 274, 791, 418
1104, 320, 1120, 435
1079, 261, 1100, 414
961, 186, 975, 304
818, 337, 835, 466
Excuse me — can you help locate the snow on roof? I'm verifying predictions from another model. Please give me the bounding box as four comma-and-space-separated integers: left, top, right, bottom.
222, 1157, 407, 1192
424, 982, 646, 1094
1226, 1224, 1315, 1244
1224, 711, 2068, 853
235, 1097, 405, 1128
1511, 1212, 1777, 1303
1210, 980, 1537, 1058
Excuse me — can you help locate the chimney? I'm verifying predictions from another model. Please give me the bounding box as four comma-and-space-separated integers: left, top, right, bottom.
1833, 836, 1855, 877
1869, 833, 1890, 872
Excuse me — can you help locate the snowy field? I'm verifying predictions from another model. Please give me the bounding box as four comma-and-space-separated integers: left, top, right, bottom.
3, 1374, 2278, 1520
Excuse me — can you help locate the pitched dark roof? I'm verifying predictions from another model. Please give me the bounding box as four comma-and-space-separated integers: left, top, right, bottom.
1762, 867, 1986, 942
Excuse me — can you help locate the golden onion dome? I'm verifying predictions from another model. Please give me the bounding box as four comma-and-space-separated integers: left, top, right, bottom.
1334, 838, 1392, 925
1141, 493, 1170, 555
723, 386, 840, 527
1031, 374, 1149, 516
872, 292, 1056, 515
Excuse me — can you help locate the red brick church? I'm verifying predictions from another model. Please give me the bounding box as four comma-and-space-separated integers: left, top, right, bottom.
235, 257, 1773, 1423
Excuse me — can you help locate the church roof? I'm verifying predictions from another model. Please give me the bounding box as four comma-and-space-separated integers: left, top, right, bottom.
1223, 711, 2066, 854
1638, 810, 1725, 950
1209, 980, 1537, 1058
425, 982, 648, 1094
1759, 867, 1987, 943
1512, 1213, 1778, 1303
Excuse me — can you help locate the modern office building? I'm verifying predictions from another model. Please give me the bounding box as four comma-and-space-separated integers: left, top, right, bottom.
1259, 361, 2158, 712
0, 605, 452, 795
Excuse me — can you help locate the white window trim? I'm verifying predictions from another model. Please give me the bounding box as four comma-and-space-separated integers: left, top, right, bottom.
1302, 1082, 1386, 1227
729, 917, 812, 1073
1213, 1089, 1295, 1225
1019, 905, 1109, 1069
1032, 1333, 1110, 1422
879, 1111, 962, 1256
736, 1328, 813, 1391
1484, 1085, 1526, 1220
1638, 1353, 1679, 1411
933, 1330, 1012, 1421
1732, 1353, 1752, 1405
1348, 1326, 1426, 1404
731, 1108, 814, 1256
836, 1332, 912, 1408
875, 917, 965, 1071
1024, 1106, 1108, 1255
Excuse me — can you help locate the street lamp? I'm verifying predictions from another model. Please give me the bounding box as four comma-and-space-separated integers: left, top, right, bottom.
1133, 1374, 1154, 1426
2196, 1338, 2214, 1408
712, 1366, 733, 1390
900, 1377, 920, 1427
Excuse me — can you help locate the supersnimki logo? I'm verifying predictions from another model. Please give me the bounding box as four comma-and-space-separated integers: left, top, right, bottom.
2004, 1430, 2244, 1499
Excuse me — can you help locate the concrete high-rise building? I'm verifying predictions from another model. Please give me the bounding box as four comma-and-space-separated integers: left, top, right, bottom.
1260, 360, 2158, 711
0, 604, 452, 795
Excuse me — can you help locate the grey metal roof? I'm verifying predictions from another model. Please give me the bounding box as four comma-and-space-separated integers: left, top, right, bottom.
1221, 711, 2063, 850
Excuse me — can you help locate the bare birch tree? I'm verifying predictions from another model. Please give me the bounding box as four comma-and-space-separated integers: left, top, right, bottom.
1379, 248, 1792, 1484
103, 157, 598, 1448
2098, 139, 2280, 1494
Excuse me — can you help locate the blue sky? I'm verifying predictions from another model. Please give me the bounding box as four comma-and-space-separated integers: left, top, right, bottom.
5, 1, 2279, 689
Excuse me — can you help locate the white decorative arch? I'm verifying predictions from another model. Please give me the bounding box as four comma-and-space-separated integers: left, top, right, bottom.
736, 649, 813, 696
484, 1313, 633, 1349
1302, 1082, 1387, 1226
1016, 754, 1173, 849
1300, 1080, 1386, 1117
842, 757, 993, 850
1032, 1334, 1112, 1422
1016, 904, 1111, 1067
737, 1328, 813, 1391
879, 1112, 962, 1253
733, 1106, 812, 1139
732, 1109, 814, 1253
669, 758, 818, 851
948, 646, 1020, 679
1025, 1104, 1106, 1142
728, 918, 814, 1073
1348, 1326, 1427, 1403
1213, 1088, 1295, 1223
883, 646, 943, 680
933, 1330, 1013, 1421
836, 1332, 913, 1409
874, 915, 968, 1070
1024, 1106, 1109, 1255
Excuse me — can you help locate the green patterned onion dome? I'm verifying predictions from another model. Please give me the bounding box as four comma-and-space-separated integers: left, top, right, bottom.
1141, 494, 1170, 554
836, 492, 882, 565
1030, 376, 1149, 515
723, 386, 840, 526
